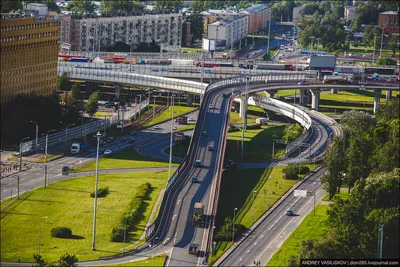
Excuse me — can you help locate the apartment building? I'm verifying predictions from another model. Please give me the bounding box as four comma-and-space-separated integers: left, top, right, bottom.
0, 4, 59, 104
207, 16, 248, 51
202, 10, 240, 35
62, 13, 182, 52
239, 4, 271, 33
378, 11, 400, 34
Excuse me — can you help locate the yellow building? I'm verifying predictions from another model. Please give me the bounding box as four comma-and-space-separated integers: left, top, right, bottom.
0, 14, 59, 104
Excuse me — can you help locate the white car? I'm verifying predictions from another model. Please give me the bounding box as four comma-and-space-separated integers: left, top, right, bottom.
154, 125, 160, 130
173, 126, 178, 130
104, 150, 112, 155
209, 104, 213, 109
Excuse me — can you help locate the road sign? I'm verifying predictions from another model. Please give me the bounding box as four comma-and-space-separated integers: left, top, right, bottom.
294, 190, 307, 197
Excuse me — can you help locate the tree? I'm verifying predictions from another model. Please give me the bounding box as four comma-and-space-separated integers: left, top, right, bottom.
350, 1, 383, 31
389, 35, 399, 55
363, 25, 382, 48
45, 0, 60, 12
69, 83, 84, 112
58, 253, 78, 267
66, 0, 95, 14
376, 58, 397, 66
57, 72, 72, 92
32, 254, 46, 267
155, 0, 183, 13
85, 91, 100, 117
102, 0, 143, 14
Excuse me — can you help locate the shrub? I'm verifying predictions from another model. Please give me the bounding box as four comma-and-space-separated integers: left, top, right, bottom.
110, 225, 125, 242
282, 123, 303, 141
299, 165, 310, 174
283, 163, 299, 180
90, 187, 109, 198
228, 127, 240, 133
51, 227, 72, 238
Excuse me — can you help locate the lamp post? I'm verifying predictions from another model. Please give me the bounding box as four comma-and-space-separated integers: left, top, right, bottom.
215, 24, 220, 62
267, 12, 272, 59
252, 190, 257, 225
19, 137, 30, 170
37, 216, 48, 256
45, 129, 55, 162
168, 95, 174, 180
232, 207, 238, 244
30, 121, 39, 149
201, 33, 205, 85
373, 34, 378, 63
92, 132, 102, 251
380, 24, 385, 58
316, 38, 321, 55
63, 123, 75, 151
309, 36, 315, 56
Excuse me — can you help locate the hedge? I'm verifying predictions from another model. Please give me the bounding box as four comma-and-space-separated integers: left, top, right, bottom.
111, 182, 152, 242
90, 187, 109, 198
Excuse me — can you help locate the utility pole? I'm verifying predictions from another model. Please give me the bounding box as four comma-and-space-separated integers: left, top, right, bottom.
44, 165, 47, 188
378, 224, 384, 259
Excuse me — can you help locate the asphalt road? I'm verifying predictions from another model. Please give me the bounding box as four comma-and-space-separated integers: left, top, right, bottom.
0, 111, 198, 201
218, 166, 327, 267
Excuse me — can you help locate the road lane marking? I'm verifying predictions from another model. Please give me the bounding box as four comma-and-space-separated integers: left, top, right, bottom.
247, 250, 250, 253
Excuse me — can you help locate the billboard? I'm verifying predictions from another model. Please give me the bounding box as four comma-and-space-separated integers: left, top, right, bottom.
202, 39, 216, 51
309, 55, 336, 70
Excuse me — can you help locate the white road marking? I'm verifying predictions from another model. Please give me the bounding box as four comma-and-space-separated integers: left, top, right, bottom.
172, 215, 177, 220
247, 250, 250, 253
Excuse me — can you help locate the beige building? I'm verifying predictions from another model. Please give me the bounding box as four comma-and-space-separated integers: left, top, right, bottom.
0, 7, 59, 104
207, 16, 248, 51
293, 6, 303, 22
239, 4, 271, 34
61, 13, 182, 52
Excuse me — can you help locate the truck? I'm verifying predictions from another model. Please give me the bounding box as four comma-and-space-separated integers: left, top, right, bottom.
192, 202, 204, 227
170, 59, 194, 66
323, 75, 354, 84
188, 243, 199, 255
69, 57, 88, 62
70, 143, 88, 154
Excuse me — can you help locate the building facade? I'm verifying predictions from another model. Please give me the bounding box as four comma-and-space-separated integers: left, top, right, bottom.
181, 20, 191, 47
63, 13, 182, 52
344, 6, 357, 23
0, 9, 59, 104
202, 10, 240, 35
239, 4, 271, 33
378, 11, 400, 34
207, 16, 248, 51
292, 6, 303, 22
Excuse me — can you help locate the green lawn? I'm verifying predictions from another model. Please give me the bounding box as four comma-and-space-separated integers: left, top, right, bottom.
0, 171, 169, 262
0, 198, 13, 210
180, 47, 202, 53
230, 106, 265, 125
211, 165, 315, 263
103, 255, 166, 266
94, 112, 113, 117
71, 149, 178, 172
267, 205, 330, 267
167, 125, 287, 161
322, 188, 349, 201
143, 105, 196, 128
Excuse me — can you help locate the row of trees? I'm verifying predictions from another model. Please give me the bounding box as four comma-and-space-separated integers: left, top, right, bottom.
287, 99, 400, 263
33, 253, 78, 267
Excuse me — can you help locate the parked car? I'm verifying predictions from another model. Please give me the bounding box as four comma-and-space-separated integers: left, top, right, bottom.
120, 137, 127, 142
104, 150, 112, 155
106, 137, 114, 143
286, 209, 294, 216
209, 104, 214, 109
208, 146, 214, 151
129, 131, 136, 135
128, 138, 135, 143
173, 126, 178, 130
154, 125, 160, 130
202, 131, 208, 136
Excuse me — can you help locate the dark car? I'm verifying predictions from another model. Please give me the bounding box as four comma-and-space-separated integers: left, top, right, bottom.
99, 149, 105, 154
224, 160, 237, 169
120, 137, 127, 142
129, 131, 136, 135
202, 131, 208, 136
128, 138, 135, 144
286, 209, 294, 216
62, 166, 70, 175
106, 137, 114, 143
208, 146, 214, 151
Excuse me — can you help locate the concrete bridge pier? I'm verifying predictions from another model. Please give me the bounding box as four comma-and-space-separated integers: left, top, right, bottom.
331, 89, 338, 94
374, 89, 381, 113
187, 94, 194, 106
239, 94, 249, 118
85, 81, 97, 94
114, 84, 121, 100
386, 90, 392, 102
310, 89, 321, 111
299, 89, 306, 106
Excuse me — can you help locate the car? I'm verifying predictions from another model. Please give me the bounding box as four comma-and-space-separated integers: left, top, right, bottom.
161, 68, 168, 71
120, 106, 126, 111
188, 117, 194, 122
151, 69, 159, 72
120, 137, 127, 142
99, 140, 105, 146
99, 149, 105, 154
298, 81, 307, 85
128, 138, 135, 143
195, 160, 201, 167
129, 131, 136, 135
62, 166, 70, 172
209, 104, 213, 109
154, 125, 160, 130
104, 150, 112, 155
173, 126, 178, 130
202, 131, 208, 136
191, 176, 198, 183
224, 160, 237, 169
208, 146, 214, 151
286, 209, 294, 216
106, 137, 114, 143
175, 118, 179, 123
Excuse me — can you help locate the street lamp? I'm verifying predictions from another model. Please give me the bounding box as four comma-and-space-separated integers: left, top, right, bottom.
380, 24, 385, 58
19, 137, 30, 170
316, 38, 321, 55
373, 34, 379, 63
37, 216, 48, 256
30, 121, 39, 149
63, 123, 75, 151
252, 190, 257, 225
92, 131, 102, 251
309, 36, 315, 55
168, 95, 174, 180
232, 207, 238, 244
45, 129, 56, 162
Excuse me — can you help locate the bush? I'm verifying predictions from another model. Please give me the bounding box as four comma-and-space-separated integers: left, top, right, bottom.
376, 58, 397, 66
51, 227, 72, 238
282, 123, 303, 141
90, 187, 109, 198
228, 127, 240, 133
283, 163, 299, 180
110, 225, 125, 242
299, 165, 310, 174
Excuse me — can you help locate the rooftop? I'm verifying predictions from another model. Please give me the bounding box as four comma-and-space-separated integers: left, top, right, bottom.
210, 15, 247, 26
201, 9, 239, 16
240, 4, 269, 14
379, 11, 398, 15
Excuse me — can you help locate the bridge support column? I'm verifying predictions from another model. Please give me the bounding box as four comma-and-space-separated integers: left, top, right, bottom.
386, 90, 392, 102
267, 90, 277, 98
239, 95, 248, 118
186, 94, 194, 106
374, 89, 381, 113
114, 84, 121, 100
85, 81, 97, 94
310, 89, 321, 111
331, 89, 338, 94
299, 89, 306, 106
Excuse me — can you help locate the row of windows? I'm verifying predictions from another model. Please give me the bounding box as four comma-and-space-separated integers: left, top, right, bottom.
1, 21, 58, 32
2, 64, 57, 77
1, 40, 58, 51
1, 76, 56, 88
1, 31, 58, 43
2, 52, 57, 65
